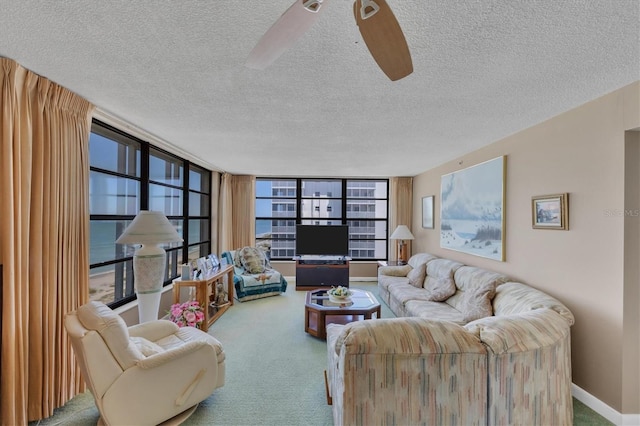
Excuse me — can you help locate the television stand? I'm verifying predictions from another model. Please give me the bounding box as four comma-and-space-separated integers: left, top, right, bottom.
295, 256, 350, 290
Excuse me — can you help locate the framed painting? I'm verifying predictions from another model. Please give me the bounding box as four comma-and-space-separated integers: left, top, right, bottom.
422, 196, 434, 229
532, 193, 569, 230
440, 156, 506, 261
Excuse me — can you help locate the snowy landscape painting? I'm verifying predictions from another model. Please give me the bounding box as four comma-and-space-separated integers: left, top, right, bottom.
440, 156, 506, 261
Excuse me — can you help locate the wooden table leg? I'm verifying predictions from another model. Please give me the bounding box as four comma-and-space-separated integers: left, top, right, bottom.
324, 370, 332, 405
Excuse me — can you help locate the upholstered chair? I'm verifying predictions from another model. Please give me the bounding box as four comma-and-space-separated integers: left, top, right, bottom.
221, 247, 287, 302
64, 301, 225, 425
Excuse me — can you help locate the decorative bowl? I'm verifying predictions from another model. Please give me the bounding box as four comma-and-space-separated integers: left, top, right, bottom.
328, 286, 353, 299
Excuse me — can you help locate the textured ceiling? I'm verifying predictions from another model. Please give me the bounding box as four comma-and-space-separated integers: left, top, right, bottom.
1, 1, 638, 177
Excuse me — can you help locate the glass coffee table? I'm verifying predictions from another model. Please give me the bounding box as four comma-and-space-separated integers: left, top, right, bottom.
304, 288, 381, 340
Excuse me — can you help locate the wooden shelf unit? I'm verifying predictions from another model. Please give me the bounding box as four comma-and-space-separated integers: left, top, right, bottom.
172, 264, 234, 331
295, 256, 350, 290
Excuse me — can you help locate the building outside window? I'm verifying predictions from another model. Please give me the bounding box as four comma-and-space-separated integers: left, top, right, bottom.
255, 178, 388, 260
89, 120, 211, 309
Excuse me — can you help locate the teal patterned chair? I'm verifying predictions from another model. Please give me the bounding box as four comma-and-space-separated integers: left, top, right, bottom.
221, 247, 288, 302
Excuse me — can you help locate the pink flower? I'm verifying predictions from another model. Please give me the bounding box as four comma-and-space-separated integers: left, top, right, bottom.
184, 311, 196, 323
167, 301, 204, 328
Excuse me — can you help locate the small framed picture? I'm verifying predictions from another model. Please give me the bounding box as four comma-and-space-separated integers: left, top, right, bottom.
208, 254, 220, 269
196, 257, 209, 274
532, 193, 569, 230
422, 195, 434, 229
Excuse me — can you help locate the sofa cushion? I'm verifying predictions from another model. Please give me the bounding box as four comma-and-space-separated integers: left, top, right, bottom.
448, 266, 510, 322
404, 300, 467, 325
407, 262, 427, 287
407, 253, 438, 269
388, 283, 441, 306
423, 259, 463, 301
237, 246, 266, 274
377, 274, 409, 292
459, 288, 495, 322
453, 266, 509, 293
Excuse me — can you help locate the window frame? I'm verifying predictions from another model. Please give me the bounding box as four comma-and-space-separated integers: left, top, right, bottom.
255, 178, 389, 261
89, 120, 212, 309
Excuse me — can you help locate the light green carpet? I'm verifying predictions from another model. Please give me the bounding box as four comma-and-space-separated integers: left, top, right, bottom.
31, 282, 612, 426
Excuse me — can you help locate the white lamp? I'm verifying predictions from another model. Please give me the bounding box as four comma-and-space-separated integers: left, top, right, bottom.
116, 211, 183, 323
390, 225, 414, 264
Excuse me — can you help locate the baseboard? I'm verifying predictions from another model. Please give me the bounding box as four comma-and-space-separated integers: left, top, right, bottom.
572, 383, 640, 425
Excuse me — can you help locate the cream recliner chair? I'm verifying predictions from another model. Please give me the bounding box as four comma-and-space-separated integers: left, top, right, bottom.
64, 301, 225, 425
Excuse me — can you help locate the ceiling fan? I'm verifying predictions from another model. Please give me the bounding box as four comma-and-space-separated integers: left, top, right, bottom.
245, 0, 413, 81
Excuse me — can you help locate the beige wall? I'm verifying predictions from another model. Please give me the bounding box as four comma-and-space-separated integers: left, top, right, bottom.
411, 82, 640, 413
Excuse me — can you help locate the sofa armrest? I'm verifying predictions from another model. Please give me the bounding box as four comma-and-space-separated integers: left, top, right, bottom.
128, 320, 179, 341
464, 308, 570, 354
378, 264, 412, 277
335, 317, 486, 356
493, 282, 575, 325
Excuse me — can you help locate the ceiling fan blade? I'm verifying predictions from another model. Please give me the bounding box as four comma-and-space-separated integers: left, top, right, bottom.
246, 0, 329, 70
353, 0, 413, 81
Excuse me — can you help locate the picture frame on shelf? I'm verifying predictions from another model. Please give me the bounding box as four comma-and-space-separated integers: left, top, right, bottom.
422, 195, 434, 229
196, 257, 209, 276
532, 193, 569, 230
208, 254, 220, 269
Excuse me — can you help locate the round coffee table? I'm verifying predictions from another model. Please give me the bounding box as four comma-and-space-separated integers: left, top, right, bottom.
304, 288, 381, 339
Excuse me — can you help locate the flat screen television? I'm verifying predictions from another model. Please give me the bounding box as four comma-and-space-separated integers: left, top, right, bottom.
295, 224, 349, 256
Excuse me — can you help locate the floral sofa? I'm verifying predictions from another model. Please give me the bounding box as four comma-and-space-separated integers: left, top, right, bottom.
221, 247, 287, 302
325, 252, 575, 426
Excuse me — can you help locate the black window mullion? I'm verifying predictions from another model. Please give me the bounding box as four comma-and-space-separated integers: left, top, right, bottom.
140, 143, 150, 210
182, 159, 190, 263
89, 120, 211, 309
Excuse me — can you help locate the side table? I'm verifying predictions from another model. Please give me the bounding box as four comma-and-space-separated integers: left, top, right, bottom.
304, 288, 381, 340
172, 264, 234, 331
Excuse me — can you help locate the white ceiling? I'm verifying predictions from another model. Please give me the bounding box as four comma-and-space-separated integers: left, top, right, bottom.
1, 1, 638, 177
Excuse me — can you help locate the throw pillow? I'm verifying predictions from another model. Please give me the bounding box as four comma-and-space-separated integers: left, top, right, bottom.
130, 336, 164, 357
407, 263, 427, 287
258, 247, 272, 269
460, 288, 496, 322
238, 246, 266, 274
423, 276, 457, 301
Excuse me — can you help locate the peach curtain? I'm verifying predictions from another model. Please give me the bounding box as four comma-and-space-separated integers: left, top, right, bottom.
0, 58, 94, 424
230, 175, 256, 249
389, 177, 413, 261
218, 173, 234, 252
218, 174, 256, 252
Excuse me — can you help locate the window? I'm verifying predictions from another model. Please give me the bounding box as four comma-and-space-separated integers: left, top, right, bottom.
89, 120, 211, 309
255, 178, 389, 260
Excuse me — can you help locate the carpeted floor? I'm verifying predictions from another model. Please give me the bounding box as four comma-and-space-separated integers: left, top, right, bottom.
31, 281, 613, 426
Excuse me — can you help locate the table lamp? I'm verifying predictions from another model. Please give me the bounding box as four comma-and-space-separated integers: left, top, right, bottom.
390, 225, 414, 264
116, 211, 183, 323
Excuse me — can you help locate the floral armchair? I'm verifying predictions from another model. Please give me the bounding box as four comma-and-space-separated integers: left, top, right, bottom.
221, 247, 288, 302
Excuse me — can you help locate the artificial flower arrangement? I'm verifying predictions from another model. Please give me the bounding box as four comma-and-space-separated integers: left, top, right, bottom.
168, 300, 205, 329
328, 285, 353, 299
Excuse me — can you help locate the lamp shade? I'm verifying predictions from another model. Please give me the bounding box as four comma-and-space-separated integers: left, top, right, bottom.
390, 225, 414, 240
115, 211, 183, 245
